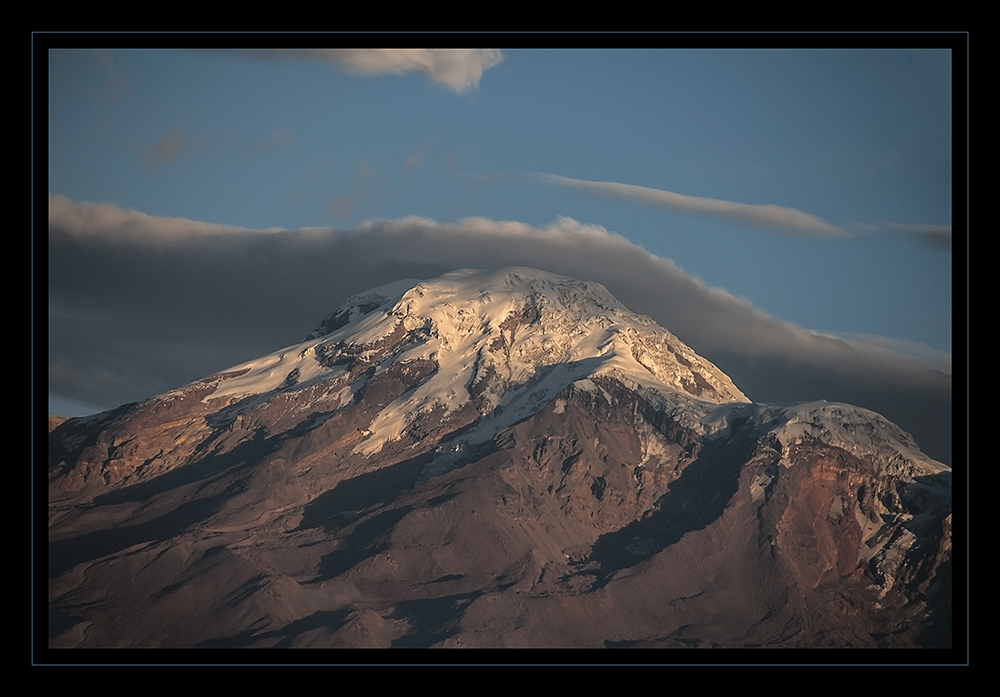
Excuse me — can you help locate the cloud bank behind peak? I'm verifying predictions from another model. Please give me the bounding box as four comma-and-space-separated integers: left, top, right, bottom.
47, 197, 951, 464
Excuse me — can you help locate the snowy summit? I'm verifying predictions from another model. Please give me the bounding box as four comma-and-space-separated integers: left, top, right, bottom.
198, 268, 749, 455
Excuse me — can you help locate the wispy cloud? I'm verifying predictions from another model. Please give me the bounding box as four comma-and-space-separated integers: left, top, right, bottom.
816, 331, 951, 374
283, 157, 333, 210
533, 174, 850, 239
879, 222, 952, 250
236, 49, 504, 93
849, 220, 952, 250
142, 127, 185, 169
403, 146, 427, 174
49, 196, 951, 463
141, 125, 293, 172
324, 160, 385, 219
48, 194, 285, 243
141, 126, 211, 170
236, 128, 293, 155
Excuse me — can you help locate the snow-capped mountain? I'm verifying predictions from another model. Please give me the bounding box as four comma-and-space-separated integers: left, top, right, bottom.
47, 268, 951, 650
204, 267, 746, 455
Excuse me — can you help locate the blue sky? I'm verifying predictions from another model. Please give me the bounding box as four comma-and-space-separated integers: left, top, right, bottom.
46, 46, 957, 462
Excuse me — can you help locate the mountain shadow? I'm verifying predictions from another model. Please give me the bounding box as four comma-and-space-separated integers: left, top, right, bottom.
589, 418, 756, 587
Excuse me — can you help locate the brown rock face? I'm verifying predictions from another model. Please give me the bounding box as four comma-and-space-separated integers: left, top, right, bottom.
46, 270, 951, 650
47, 377, 950, 649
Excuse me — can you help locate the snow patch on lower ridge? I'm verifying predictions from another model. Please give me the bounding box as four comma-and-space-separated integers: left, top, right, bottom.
702, 400, 950, 478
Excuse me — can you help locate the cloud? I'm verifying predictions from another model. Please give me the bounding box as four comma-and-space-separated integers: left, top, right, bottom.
237, 128, 293, 155
533, 174, 850, 239
140, 125, 292, 170
141, 126, 212, 170
237, 49, 504, 93
326, 192, 357, 219
815, 331, 952, 372
48, 194, 285, 244
879, 222, 952, 250
322, 160, 385, 219
48, 197, 952, 464
403, 146, 427, 174
142, 127, 185, 169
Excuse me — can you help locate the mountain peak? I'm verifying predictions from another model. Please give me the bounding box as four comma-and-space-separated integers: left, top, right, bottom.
203, 267, 748, 457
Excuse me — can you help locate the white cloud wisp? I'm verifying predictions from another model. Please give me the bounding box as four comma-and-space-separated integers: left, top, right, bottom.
239, 49, 504, 93
534, 174, 850, 239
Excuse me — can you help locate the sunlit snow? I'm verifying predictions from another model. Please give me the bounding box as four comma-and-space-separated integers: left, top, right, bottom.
195, 268, 748, 456
183, 268, 946, 482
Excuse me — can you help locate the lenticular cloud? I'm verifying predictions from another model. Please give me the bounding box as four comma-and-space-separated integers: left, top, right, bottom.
534, 174, 849, 239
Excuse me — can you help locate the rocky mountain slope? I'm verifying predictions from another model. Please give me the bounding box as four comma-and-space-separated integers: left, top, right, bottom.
47, 268, 951, 649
